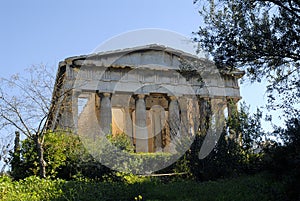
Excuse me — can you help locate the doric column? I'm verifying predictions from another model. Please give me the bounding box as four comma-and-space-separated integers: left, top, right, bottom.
178, 97, 188, 136
164, 96, 180, 153
227, 97, 239, 119
135, 94, 148, 152
152, 105, 163, 152
211, 98, 226, 135
100, 92, 112, 135
199, 97, 211, 136
169, 96, 180, 137
227, 97, 242, 146
186, 96, 199, 136
123, 107, 133, 141
199, 98, 226, 159
61, 90, 73, 130
72, 91, 81, 131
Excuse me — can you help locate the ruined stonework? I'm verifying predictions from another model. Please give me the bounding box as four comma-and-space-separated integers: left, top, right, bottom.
47, 44, 244, 153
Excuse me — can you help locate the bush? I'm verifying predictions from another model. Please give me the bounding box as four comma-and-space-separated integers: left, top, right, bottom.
0, 176, 65, 201
0, 173, 288, 201
106, 132, 135, 153
262, 117, 300, 200
10, 131, 112, 180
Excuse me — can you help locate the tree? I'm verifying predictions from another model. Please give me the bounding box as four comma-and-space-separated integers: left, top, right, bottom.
193, 0, 300, 116
0, 65, 63, 178
13, 131, 110, 180
262, 116, 300, 200
188, 102, 266, 180
0, 137, 12, 174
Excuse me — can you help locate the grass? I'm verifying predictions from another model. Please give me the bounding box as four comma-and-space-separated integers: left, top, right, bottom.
0, 173, 287, 201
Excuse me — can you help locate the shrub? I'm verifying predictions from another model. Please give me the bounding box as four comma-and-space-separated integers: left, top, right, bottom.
106, 132, 134, 153
10, 131, 112, 180
0, 173, 288, 201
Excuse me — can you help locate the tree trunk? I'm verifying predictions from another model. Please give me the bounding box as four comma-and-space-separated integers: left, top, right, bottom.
35, 135, 46, 178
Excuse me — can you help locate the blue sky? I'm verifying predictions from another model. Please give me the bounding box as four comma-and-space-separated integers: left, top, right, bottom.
0, 1, 202, 76
0, 1, 279, 131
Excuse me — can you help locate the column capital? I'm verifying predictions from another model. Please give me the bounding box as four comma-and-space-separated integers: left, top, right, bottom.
226, 96, 241, 101
103, 92, 111, 97
169, 96, 177, 101
137, 94, 145, 99
96, 91, 111, 97
200, 96, 211, 101
72, 90, 82, 97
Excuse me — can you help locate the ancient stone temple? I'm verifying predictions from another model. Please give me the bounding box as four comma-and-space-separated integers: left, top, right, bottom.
47, 44, 244, 153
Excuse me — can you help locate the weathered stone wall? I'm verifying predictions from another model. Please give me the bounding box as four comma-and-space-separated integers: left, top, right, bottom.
49, 45, 244, 153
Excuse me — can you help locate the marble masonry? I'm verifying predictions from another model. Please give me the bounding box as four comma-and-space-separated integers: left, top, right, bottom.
47, 44, 244, 153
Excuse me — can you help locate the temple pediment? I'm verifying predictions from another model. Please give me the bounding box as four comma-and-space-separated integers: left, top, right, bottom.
63, 44, 202, 70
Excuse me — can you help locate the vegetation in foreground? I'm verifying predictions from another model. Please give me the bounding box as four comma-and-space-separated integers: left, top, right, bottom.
1, 105, 298, 201
0, 173, 288, 201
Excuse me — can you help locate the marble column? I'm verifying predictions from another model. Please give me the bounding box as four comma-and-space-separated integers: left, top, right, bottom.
123, 107, 133, 142
166, 96, 180, 153
72, 91, 80, 131
186, 96, 198, 136
169, 96, 180, 137
61, 90, 73, 129
198, 98, 226, 159
199, 97, 211, 136
211, 98, 226, 135
227, 98, 242, 146
100, 92, 112, 135
178, 97, 188, 136
135, 94, 148, 152
227, 98, 239, 119
152, 105, 163, 152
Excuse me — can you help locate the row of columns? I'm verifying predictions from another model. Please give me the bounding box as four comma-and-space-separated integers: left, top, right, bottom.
97, 93, 182, 153
70, 91, 239, 153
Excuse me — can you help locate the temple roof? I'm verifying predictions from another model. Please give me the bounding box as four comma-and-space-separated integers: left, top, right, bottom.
58, 44, 244, 78
61, 44, 200, 66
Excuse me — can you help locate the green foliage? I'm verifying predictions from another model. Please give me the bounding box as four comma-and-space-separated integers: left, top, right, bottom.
194, 0, 300, 116
106, 132, 135, 153
262, 116, 300, 200
100, 142, 174, 174
0, 176, 65, 201
189, 131, 241, 181
228, 102, 264, 149
115, 172, 152, 184
263, 117, 300, 172
12, 131, 176, 180
187, 103, 266, 181
81, 134, 174, 175
0, 173, 288, 201
11, 131, 111, 180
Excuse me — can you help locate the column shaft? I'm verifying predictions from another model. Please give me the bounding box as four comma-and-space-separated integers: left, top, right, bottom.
169, 96, 180, 137
152, 106, 163, 152
227, 98, 242, 145
100, 93, 112, 135
178, 97, 188, 136
199, 98, 211, 136
123, 107, 133, 142
198, 98, 225, 159
61, 91, 73, 129
135, 94, 148, 152
72, 92, 79, 131
166, 96, 180, 153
